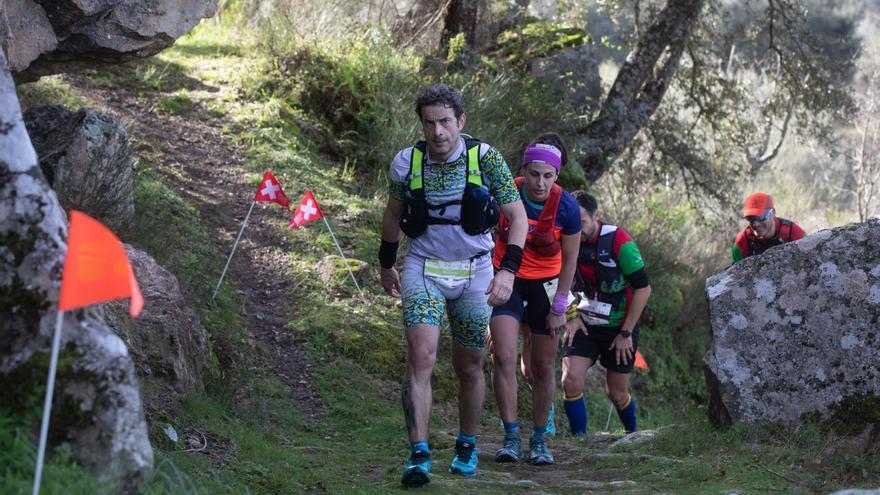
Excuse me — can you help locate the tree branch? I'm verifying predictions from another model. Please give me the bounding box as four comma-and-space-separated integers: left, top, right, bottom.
574, 0, 705, 183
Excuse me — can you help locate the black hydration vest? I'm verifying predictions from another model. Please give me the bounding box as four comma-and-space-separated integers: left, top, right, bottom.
747, 218, 794, 256
575, 224, 628, 309
399, 137, 500, 238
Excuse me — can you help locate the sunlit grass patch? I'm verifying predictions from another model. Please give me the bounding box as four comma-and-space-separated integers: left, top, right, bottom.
16, 76, 93, 111
154, 90, 194, 115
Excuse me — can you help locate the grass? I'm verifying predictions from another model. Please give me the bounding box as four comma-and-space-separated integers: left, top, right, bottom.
0, 411, 103, 495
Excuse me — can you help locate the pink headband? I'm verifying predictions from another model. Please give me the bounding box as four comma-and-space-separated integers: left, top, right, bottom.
523, 143, 562, 171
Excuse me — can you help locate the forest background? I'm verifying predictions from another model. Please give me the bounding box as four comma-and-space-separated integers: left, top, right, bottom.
6, 0, 880, 493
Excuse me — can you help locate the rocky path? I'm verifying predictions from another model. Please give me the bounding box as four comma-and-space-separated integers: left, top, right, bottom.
62, 72, 323, 422
423, 427, 663, 494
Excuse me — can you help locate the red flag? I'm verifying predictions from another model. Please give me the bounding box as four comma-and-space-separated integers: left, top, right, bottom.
288, 191, 324, 229
59, 211, 143, 317
253, 171, 290, 209
634, 350, 648, 370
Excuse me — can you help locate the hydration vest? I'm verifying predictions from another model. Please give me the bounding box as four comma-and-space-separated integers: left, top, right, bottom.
747, 217, 794, 256
399, 137, 500, 238
575, 224, 627, 309
496, 176, 563, 257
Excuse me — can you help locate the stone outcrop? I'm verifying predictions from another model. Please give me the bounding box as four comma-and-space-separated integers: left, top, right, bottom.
0, 49, 152, 493
704, 220, 880, 425
24, 105, 134, 233
105, 245, 209, 407
2, 0, 218, 82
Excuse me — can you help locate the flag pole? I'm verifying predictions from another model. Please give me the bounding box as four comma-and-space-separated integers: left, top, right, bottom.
321, 216, 366, 301
605, 402, 614, 431
32, 311, 65, 495
213, 201, 256, 300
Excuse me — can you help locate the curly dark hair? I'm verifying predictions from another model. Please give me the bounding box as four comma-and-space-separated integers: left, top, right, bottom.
573, 190, 598, 214
531, 132, 568, 168
414, 84, 465, 119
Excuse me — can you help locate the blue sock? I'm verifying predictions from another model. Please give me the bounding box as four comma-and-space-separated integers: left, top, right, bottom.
502, 421, 519, 436
457, 432, 476, 445
563, 394, 588, 436
532, 424, 546, 441
617, 395, 637, 433
411, 440, 429, 455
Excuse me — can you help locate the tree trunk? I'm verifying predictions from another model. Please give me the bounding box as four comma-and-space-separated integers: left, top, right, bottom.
574, 0, 705, 183
440, 0, 478, 52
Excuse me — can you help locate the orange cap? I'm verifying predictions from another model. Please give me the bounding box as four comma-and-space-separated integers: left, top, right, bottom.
742, 192, 774, 218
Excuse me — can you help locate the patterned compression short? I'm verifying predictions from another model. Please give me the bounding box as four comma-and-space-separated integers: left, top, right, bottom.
400, 254, 493, 349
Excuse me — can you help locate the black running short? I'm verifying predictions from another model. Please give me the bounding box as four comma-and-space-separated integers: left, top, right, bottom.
563, 324, 640, 373
490, 276, 557, 335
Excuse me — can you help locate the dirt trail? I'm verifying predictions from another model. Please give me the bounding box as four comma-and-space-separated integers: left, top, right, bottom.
425, 428, 660, 494
63, 73, 323, 421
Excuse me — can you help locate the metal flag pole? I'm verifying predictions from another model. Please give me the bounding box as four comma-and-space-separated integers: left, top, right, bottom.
605, 402, 614, 431
321, 215, 366, 301
213, 201, 256, 300
32, 311, 65, 495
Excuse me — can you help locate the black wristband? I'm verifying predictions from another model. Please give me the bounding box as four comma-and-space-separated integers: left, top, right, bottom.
499, 244, 523, 274
378, 239, 399, 269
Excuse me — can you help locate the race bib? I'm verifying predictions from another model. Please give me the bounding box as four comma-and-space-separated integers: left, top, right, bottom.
424, 258, 472, 292
543, 278, 578, 305
576, 293, 612, 326
543, 278, 558, 302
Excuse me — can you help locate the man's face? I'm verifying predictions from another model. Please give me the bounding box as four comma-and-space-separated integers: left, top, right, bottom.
420, 104, 465, 162
746, 209, 776, 238
579, 206, 600, 240
523, 162, 558, 202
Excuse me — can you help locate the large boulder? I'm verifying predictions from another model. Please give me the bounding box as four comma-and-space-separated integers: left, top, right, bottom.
105, 245, 209, 409
2, 0, 218, 82
704, 220, 880, 426
0, 50, 152, 492
24, 104, 134, 233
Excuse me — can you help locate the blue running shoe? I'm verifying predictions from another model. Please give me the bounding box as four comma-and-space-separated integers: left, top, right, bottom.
449, 440, 478, 477
401, 450, 431, 487
494, 433, 522, 463
546, 401, 556, 437
529, 436, 555, 466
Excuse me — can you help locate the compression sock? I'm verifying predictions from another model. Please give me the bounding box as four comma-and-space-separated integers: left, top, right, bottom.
532, 424, 546, 441
457, 432, 477, 445
502, 420, 519, 436
563, 393, 588, 436
411, 440, 429, 455
616, 395, 637, 433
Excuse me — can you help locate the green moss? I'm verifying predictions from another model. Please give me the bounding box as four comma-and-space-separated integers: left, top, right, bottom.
494, 21, 590, 67
0, 348, 96, 446
824, 394, 880, 435
0, 230, 36, 264
0, 277, 50, 343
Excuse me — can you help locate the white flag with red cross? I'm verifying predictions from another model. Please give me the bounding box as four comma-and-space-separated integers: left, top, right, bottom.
253, 171, 290, 209
288, 190, 324, 229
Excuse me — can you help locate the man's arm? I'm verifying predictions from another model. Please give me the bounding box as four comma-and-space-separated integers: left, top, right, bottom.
789, 222, 807, 241
379, 197, 405, 297
486, 199, 526, 306
610, 284, 651, 366
732, 231, 748, 264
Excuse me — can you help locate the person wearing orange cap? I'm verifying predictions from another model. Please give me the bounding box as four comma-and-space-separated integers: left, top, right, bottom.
732, 192, 806, 264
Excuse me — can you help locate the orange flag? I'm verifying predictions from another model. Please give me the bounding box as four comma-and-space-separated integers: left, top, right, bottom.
58, 211, 143, 317
634, 350, 649, 370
